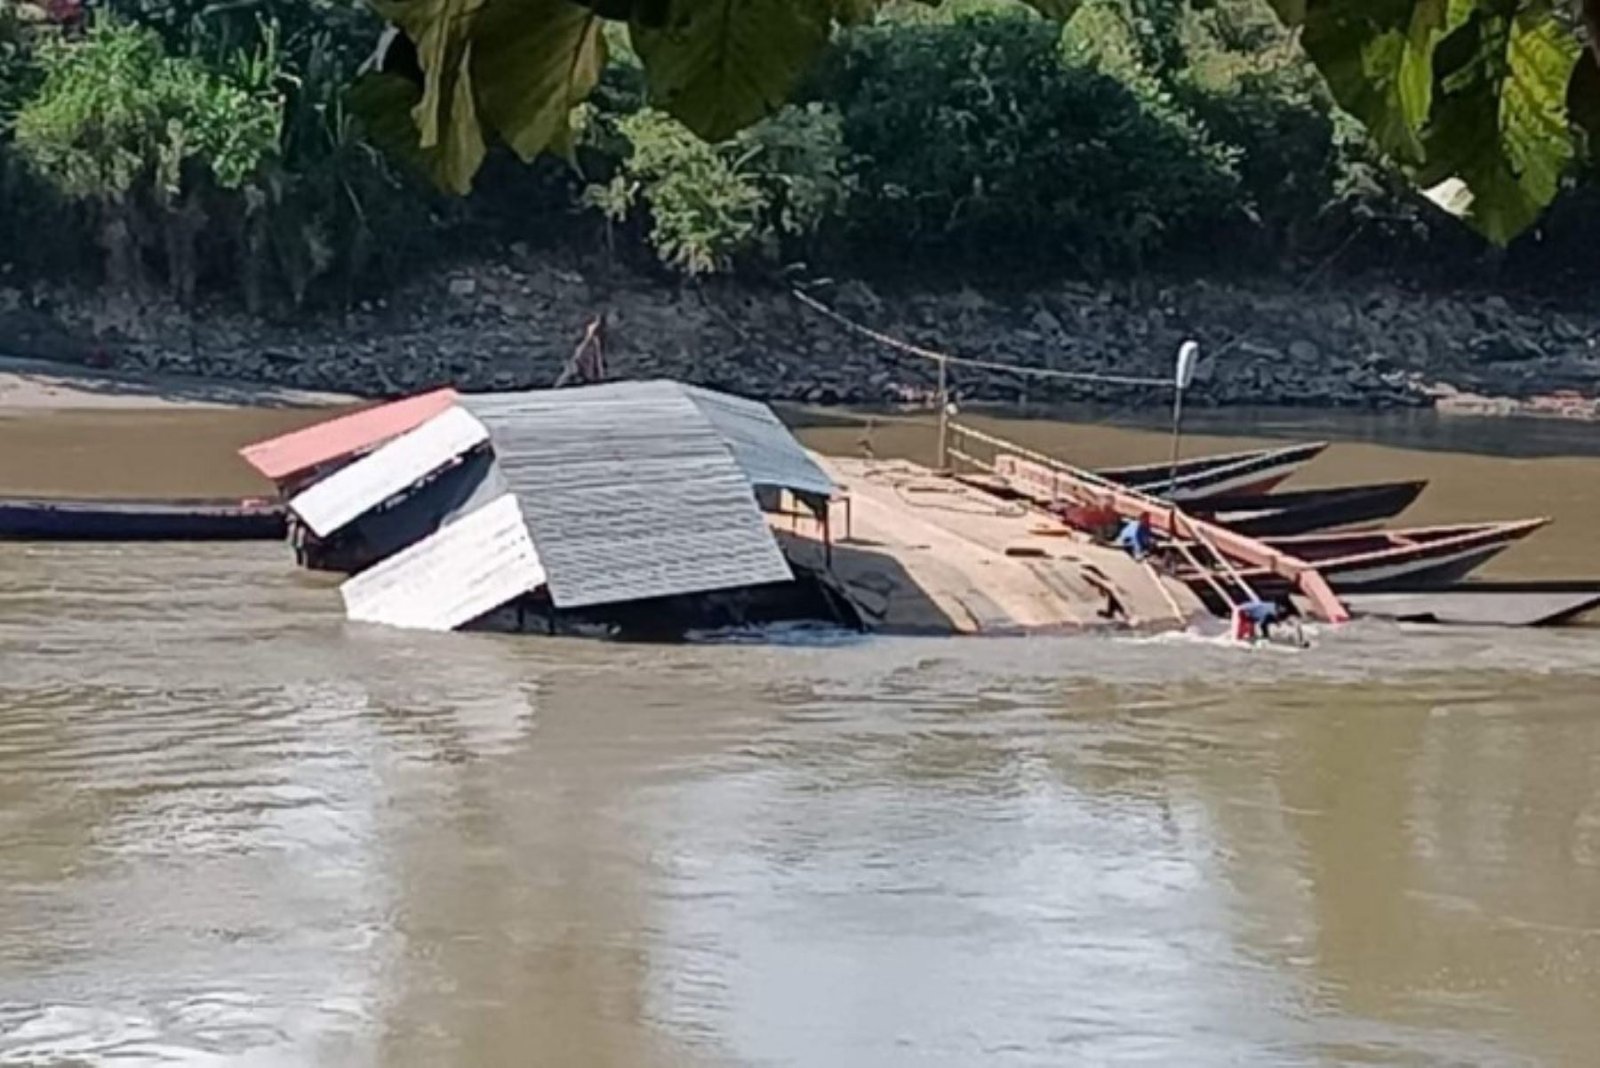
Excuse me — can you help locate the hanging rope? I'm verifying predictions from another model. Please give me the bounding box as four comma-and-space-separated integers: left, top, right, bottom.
790, 288, 1173, 390
791, 219, 1369, 408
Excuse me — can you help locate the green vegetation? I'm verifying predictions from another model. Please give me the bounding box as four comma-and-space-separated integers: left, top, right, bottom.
0, 0, 1594, 309
359, 0, 1600, 247
0, 0, 444, 307
581, 103, 850, 275
13, 19, 282, 298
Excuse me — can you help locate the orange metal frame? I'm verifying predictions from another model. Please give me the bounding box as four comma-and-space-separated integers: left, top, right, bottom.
953, 425, 1349, 623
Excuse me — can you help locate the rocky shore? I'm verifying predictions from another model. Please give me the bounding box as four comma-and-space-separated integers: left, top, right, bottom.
3, 250, 1598, 415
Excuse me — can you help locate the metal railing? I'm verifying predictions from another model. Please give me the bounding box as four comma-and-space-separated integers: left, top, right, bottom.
945, 420, 1168, 510
941, 419, 1348, 622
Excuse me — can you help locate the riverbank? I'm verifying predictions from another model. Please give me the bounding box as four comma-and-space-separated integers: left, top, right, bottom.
0, 355, 350, 411
4, 253, 1598, 415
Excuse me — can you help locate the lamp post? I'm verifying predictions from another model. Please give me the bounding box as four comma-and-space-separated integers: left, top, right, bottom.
1167, 340, 1200, 495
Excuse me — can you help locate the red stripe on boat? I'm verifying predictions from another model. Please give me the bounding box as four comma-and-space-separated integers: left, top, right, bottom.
240, 389, 458, 482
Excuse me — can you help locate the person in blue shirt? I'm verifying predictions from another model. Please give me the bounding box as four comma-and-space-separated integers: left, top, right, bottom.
1236, 597, 1304, 644
1115, 512, 1155, 561
1237, 598, 1278, 641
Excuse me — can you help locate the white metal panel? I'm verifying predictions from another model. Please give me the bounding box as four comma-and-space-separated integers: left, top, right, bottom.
339, 493, 545, 632
290, 406, 490, 537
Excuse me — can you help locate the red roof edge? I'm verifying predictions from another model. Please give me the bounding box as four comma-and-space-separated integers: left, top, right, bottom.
240, 388, 460, 481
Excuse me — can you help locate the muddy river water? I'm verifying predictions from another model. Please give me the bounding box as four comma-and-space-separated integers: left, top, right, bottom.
1, 403, 1598, 1066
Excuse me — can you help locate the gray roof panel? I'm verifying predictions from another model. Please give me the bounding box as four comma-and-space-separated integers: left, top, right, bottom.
681, 385, 835, 498
463, 381, 795, 609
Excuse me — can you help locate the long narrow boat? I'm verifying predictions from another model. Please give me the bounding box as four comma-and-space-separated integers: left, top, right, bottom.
1188, 480, 1428, 537
1098, 441, 1329, 502
1175, 519, 1548, 603
0, 496, 287, 541
1341, 581, 1600, 627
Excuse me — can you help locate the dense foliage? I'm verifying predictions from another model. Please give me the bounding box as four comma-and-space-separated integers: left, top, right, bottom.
0, 0, 1593, 308
0, 0, 445, 307
813, 14, 1241, 271
358, 0, 1600, 247
13, 19, 281, 298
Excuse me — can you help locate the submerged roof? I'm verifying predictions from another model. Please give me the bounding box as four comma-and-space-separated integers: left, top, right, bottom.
288, 406, 490, 538
339, 493, 545, 632
463, 381, 798, 609
240, 389, 458, 482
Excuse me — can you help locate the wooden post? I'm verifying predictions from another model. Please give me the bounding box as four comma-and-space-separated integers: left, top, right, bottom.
1166, 383, 1185, 495
936, 354, 950, 470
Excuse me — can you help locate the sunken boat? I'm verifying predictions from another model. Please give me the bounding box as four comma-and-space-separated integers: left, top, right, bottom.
240, 382, 1215, 639
1340, 581, 1600, 627
241, 381, 857, 638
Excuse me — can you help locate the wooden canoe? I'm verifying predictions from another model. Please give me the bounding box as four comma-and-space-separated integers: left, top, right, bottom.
1176, 519, 1549, 605
1189, 480, 1427, 537
1099, 441, 1329, 502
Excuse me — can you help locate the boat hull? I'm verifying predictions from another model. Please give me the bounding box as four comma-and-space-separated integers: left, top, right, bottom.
1343, 582, 1600, 627
1178, 521, 1545, 609
1192, 481, 1427, 537
1103, 442, 1329, 503
0, 498, 286, 541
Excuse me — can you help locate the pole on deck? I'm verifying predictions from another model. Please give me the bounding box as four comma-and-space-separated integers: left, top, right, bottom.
1167, 340, 1199, 495
936, 354, 950, 470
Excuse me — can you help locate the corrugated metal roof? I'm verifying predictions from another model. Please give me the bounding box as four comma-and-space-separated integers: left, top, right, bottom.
239, 389, 458, 482
681, 385, 835, 498
463, 381, 794, 609
288, 406, 489, 537
339, 493, 545, 631
329, 449, 508, 564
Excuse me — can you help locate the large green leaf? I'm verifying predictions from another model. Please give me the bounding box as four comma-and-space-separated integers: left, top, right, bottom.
473, 0, 606, 161
630, 0, 833, 141
368, 0, 484, 191
1019, 0, 1083, 19
358, 0, 605, 188
370, 0, 478, 152
1416, 3, 1582, 244
349, 69, 485, 193
357, 0, 1093, 191
1288, 0, 1472, 163
1267, 0, 1588, 244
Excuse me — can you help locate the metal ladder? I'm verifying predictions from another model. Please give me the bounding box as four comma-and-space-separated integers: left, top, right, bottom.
1173, 513, 1260, 616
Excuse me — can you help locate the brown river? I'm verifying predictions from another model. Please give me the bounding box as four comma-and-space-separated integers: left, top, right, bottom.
2, 402, 1599, 1066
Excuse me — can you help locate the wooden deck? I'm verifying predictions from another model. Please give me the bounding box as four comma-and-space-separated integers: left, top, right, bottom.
774, 456, 1206, 636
